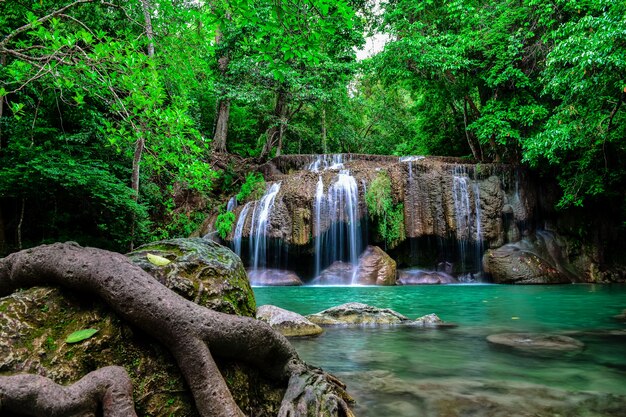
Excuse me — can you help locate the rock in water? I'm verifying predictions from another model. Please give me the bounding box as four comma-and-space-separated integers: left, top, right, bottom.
355, 246, 397, 285
247, 268, 303, 286
306, 303, 410, 326
398, 269, 457, 285
486, 333, 584, 354
256, 305, 323, 337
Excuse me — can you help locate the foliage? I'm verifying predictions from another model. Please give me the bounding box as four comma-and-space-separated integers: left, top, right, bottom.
236, 173, 266, 203
215, 211, 236, 240
365, 172, 405, 249
66, 329, 99, 344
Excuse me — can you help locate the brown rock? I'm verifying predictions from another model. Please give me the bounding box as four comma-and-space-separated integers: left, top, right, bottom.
355, 246, 397, 285
247, 268, 303, 286
256, 305, 323, 337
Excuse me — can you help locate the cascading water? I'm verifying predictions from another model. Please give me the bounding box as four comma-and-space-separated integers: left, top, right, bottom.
452, 166, 483, 273
313, 176, 325, 278
312, 170, 363, 283
226, 196, 237, 212
232, 202, 251, 258
248, 182, 281, 271
308, 154, 346, 172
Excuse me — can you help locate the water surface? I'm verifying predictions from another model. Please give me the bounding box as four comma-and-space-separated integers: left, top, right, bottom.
254, 284, 626, 417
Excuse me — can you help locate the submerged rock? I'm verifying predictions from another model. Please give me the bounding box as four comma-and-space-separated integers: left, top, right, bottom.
486, 332, 584, 354
247, 268, 303, 286
411, 313, 457, 328
614, 309, 626, 321
256, 305, 323, 337
342, 371, 626, 417
397, 269, 457, 285
0, 239, 285, 416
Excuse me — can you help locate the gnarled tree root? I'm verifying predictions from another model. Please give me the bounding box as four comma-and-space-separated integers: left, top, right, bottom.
0, 366, 136, 417
0, 242, 354, 417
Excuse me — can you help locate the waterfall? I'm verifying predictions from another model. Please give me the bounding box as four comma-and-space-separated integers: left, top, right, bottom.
308, 154, 346, 172
313, 176, 325, 277
226, 196, 237, 212
233, 202, 251, 258
452, 166, 482, 273
248, 182, 281, 271
312, 170, 363, 283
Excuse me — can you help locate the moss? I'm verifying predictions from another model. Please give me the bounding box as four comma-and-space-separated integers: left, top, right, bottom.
366, 171, 406, 249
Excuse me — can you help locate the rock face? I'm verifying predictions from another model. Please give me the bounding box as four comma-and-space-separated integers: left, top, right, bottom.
355, 246, 397, 285
256, 305, 323, 337
0, 239, 284, 416
483, 232, 578, 284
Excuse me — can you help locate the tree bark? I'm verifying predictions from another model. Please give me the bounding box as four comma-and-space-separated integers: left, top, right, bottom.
463, 98, 482, 161
0, 366, 137, 417
0, 52, 5, 151
0, 242, 354, 417
212, 14, 231, 153
140, 0, 155, 58
213, 98, 230, 153
321, 107, 327, 153
261, 89, 288, 159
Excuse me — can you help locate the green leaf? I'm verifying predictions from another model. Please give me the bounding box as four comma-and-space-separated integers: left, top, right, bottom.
147, 253, 171, 266
66, 329, 99, 344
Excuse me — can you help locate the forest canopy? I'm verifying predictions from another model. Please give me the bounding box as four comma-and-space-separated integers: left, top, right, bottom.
1, 0, 624, 254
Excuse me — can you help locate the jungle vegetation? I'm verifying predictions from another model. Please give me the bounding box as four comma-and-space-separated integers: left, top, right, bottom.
1, 0, 624, 254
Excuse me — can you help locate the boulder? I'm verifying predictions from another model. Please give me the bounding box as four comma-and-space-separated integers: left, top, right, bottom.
397, 269, 457, 285
306, 303, 411, 326
311, 261, 356, 285
355, 245, 397, 285
256, 305, 323, 337
0, 239, 284, 416
483, 232, 576, 284
128, 238, 256, 316
614, 309, 626, 321
411, 313, 456, 328
486, 333, 584, 354
247, 268, 303, 286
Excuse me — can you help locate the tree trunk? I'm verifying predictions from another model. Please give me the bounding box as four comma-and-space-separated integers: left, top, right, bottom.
140, 0, 155, 58
463, 98, 482, 161
0, 243, 355, 417
261, 89, 288, 159
0, 204, 6, 256
213, 99, 230, 153
212, 14, 231, 153
321, 107, 327, 153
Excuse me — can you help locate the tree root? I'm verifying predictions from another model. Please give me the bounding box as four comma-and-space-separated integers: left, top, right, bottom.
0, 242, 354, 417
0, 366, 136, 417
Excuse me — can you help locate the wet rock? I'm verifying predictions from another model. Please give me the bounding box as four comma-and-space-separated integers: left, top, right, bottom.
256, 305, 323, 337
355, 246, 397, 285
398, 269, 457, 285
411, 313, 456, 328
128, 238, 256, 316
483, 232, 576, 284
312, 261, 356, 285
247, 268, 303, 286
486, 333, 584, 353
306, 303, 411, 326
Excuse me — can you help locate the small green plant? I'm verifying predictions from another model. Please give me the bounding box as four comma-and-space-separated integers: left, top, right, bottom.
215, 211, 236, 239
66, 328, 99, 344
236, 172, 265, 203
365, 172, 406, 249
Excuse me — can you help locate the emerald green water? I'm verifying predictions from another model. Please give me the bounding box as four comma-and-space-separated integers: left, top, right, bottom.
254, 284, 626, 417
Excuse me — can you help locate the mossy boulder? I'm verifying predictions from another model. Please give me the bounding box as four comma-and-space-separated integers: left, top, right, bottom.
0, 238, 284, 416
128, 237, 256, 316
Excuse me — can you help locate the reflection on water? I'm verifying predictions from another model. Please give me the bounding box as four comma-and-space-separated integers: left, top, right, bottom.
254, 285, 626, 417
